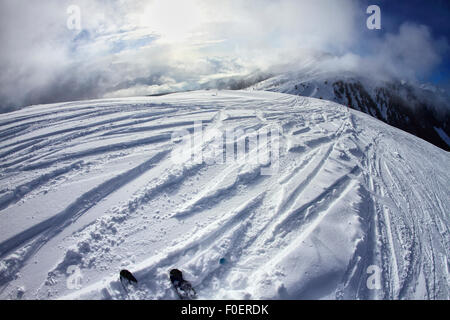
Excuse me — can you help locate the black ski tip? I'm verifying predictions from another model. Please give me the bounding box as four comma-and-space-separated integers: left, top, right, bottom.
120, 269, 138, 283
169, 269, 183, 283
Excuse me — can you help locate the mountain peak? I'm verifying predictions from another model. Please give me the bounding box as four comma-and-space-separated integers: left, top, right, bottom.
250, 72, 450, 151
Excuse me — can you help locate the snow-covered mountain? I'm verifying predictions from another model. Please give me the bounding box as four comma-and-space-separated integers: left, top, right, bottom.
0, 90, 448, 300
249, 70, 450, 151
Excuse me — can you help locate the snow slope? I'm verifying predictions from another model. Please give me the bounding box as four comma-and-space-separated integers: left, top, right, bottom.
249, 69, 450, 151
0, 90, 448, 300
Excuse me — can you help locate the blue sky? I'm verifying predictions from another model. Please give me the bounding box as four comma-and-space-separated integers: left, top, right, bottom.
0, 0, 449, 110
359, 0, 450, 85
386, 0, 450, 85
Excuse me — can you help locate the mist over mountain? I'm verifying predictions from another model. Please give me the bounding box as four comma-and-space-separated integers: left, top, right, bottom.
247, 66, 450, 151
1, 1, 449, 115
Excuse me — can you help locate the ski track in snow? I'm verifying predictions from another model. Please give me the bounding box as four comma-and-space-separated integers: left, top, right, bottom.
0, 90, 448, 300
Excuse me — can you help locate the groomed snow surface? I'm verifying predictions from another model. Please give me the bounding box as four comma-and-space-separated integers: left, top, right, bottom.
0, 90, 448, 300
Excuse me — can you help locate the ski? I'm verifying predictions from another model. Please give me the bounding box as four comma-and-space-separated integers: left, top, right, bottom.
119, 269, 138, 294
170, 269, 197, 300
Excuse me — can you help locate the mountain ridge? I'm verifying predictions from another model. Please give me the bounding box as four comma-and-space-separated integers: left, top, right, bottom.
248, 70, 450, 151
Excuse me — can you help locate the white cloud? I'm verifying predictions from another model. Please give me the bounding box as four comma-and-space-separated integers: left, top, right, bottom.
0, 0, 448, 111
370, 23, 449, 80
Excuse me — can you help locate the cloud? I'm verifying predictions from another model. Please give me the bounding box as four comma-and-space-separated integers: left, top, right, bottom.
0, 0, 448, 112
363, 22, 449, 81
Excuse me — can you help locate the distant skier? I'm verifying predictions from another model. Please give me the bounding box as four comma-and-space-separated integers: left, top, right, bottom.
169, 269, 197, 299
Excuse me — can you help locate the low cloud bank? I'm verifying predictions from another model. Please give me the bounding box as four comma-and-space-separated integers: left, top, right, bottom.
0, 0, 448, 112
